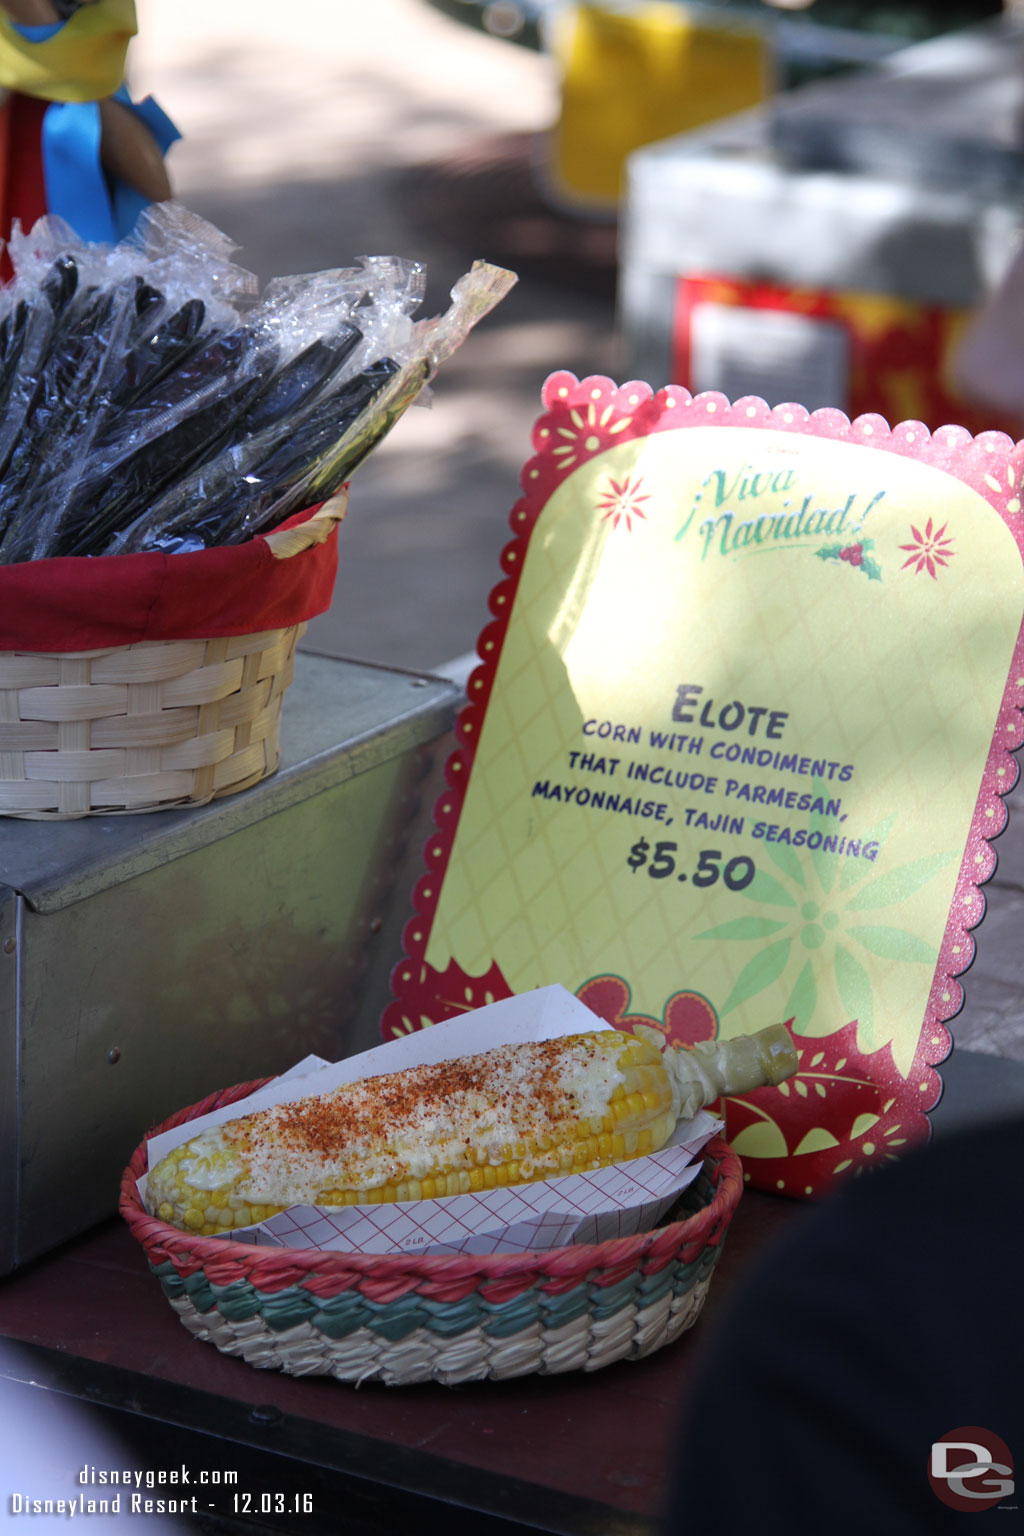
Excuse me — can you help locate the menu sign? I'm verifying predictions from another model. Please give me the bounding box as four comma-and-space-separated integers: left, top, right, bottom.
384, 375, 1024, 1195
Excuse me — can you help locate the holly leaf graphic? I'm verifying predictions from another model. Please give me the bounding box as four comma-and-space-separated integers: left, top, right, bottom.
817, 543, 844, 561
861, 555, 883, 581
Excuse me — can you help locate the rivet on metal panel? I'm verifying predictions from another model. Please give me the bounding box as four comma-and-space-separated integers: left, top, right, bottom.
369, 916, 383, 935
107, 1048, 121, 1065
249, 1405, 283, 1427
2, 938, 13, 955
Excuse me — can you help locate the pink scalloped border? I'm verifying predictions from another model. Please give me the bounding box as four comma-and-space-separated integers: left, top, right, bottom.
390, 375, 1024, 1139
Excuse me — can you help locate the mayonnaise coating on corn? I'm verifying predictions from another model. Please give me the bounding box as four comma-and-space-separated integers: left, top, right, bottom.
146, 1030, 674, 1233
257, 1031, 639, 1192
144, 1022, 798, 1236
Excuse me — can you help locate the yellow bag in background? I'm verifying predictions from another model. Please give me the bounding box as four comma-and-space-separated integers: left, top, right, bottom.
546, 2, 770, 211
0, 0, 136, 102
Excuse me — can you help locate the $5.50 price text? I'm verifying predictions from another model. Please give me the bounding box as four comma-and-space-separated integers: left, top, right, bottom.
627, 840, 756, 890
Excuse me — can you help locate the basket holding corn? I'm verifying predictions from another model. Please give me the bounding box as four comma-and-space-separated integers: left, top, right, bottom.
146, 1020, 797, 1238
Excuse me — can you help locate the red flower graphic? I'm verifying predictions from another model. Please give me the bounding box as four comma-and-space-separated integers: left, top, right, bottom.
899, 518, 955, 578
575, 974, 717, 1049
596, 474, 650, 531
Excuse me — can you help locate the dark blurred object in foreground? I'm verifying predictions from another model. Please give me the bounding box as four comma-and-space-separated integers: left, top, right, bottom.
664, 1112, 1024, 1534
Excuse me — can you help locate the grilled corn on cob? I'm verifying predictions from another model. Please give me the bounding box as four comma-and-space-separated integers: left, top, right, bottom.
146, 1023, 796, 1235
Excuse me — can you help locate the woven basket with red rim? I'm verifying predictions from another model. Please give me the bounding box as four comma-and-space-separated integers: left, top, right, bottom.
120, 1073, 744, 1387
0, 491, 346, 818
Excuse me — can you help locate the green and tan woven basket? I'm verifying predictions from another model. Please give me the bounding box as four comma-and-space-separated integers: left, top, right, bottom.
120, 1075, 744, 1387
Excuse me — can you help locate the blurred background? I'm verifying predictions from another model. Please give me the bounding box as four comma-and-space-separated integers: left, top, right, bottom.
128, 0, 615, 673
125, 0, 1024, 675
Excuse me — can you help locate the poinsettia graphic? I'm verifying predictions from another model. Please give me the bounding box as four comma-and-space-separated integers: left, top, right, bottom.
898, 517, 955, 578
722, 1020, 925, 1195
596, 473, 650, 531
691, 796, 957, 1068
817, 536, 882, 580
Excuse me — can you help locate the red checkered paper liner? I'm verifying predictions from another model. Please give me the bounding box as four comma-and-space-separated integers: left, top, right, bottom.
221, 1111, 721, 1256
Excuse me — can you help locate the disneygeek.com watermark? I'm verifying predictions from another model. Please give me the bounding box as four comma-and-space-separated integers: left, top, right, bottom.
8, 1463, 257, 1519
8, 1463, 316, 1519
929, 1427, 1016, 1513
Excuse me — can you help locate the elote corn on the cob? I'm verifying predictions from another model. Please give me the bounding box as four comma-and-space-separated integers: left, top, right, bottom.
145, 1023, 796, 1236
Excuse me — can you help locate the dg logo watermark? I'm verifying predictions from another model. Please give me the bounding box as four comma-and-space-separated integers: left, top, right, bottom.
929, 1427, 1015, 1512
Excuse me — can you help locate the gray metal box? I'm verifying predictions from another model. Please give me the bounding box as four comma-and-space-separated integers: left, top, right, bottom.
620, 18, 1024, 394
0, 652, 460, 1273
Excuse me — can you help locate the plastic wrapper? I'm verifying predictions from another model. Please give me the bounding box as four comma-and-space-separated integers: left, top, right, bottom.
0, 206, 253, 561
110, 352, 402, 555
0, 204, 516, 563
0, 267, 141, 561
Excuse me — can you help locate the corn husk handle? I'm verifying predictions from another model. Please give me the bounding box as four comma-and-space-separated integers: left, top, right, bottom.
636, 1022, 798, 1122
263, 486, 349, 560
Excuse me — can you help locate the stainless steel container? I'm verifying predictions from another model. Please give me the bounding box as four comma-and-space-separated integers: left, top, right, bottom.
0, 652, 460, 1272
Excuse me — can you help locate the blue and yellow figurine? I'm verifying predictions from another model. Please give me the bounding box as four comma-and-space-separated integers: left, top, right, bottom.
0, 0, 177, 249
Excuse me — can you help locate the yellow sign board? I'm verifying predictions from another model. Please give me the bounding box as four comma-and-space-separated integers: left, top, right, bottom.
385, 377, 1024, 1194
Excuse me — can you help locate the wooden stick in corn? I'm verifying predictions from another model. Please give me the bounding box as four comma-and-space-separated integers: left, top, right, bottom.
145, 1024, 797, 1235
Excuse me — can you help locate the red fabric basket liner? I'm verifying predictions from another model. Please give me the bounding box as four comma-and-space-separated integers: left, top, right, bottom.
0, 504, 338, 653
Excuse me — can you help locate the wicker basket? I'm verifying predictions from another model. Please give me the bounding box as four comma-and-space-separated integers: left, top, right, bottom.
120, 1076, 744, 1387
0, 496, 345, 819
